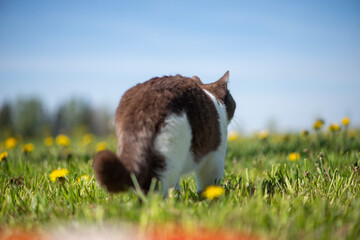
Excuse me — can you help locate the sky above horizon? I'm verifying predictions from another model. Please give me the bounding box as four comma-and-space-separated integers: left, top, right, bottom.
1, 0, 359, 133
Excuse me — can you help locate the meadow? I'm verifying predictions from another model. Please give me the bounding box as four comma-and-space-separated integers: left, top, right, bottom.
0, 118, 359, 240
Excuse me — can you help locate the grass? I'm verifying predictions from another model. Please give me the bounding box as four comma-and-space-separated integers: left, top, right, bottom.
0, 127, 360, 239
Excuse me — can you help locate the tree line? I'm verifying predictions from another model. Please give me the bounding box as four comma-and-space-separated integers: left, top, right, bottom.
0, 97, 113, 139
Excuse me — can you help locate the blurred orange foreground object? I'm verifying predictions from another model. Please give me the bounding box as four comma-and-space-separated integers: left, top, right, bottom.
147, 226, 259, 240
0, 230, 43, 240
0, 226, 259, 240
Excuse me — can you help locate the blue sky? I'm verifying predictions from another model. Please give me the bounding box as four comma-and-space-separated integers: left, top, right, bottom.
1, 0, 359, 133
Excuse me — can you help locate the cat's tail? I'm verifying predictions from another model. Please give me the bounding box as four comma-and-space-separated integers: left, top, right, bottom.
92, 150, 133, 193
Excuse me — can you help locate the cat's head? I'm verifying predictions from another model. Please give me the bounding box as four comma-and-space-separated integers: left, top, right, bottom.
196, 71, 236, 123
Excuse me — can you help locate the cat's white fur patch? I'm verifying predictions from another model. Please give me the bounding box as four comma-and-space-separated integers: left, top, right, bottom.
154, 112, 194, 195
155, 89, 228, 195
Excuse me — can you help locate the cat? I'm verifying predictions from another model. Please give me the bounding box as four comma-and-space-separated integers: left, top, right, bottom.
93, 71, 236, 195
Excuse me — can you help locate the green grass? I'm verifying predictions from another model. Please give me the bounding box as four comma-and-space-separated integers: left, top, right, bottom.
1, 130, 360, 239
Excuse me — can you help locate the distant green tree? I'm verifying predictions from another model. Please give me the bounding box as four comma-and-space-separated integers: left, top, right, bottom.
91, 106, 113, 135
12, 98, 47, 137
0, 102, 14, 138
54, 98, 93, 135
0, 97, 112, 138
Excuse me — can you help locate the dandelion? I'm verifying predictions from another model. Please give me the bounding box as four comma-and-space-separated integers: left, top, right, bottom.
258, 130, 269, 140
56, 134, 70, 147
227, 131, 239, 141
301, 130, 309, 137
342, 117, 350, 126
49, 168, 69, 182
349, 130, 356, 139
83, 134, 95, 145
0, 151, 8, 162
5, 137, 17, 149
22, 143, 34, 153
44, 137, 54, 146
96, 142, 107, 152
288, 152, 300, 162
202, 185, 225, 200
77, 175, 89, 183
282, 134, 290, 142
329, 123, 340, 132
313, 119, 324, 130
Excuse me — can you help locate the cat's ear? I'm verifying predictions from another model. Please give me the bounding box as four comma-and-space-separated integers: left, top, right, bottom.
202, 71, 230, 101
217, 71, 229, 89
191, 75, 202, 85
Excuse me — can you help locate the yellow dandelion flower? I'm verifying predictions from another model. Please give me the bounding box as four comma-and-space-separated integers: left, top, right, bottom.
202, 185, 225, 200
0, 151, 8, 162
282, 134, 290, 142
288, 152, 300, 162
349, 130, 356, 139
83, 134, 95, 145
56, 134, 70, 147
77, 175, 89, 183
301, 130, 309, 137
5, 137, 17, 149
96, 141, 107, 152
342, 117, 350, 126
44, 137, 54, 146
227, 131, 239, 141
329, 123, 340, 132
49, 168, 69, 182
313, 119, 324, 130
258, 130, 269, 140
22, 143, 34, 153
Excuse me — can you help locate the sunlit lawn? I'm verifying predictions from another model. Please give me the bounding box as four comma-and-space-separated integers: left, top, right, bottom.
0, 118, 360, 239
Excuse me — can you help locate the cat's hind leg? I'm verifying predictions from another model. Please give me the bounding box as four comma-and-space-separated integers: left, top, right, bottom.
195, 150, 225, 192
158, 169, 181, 196
154, 113, 193, 196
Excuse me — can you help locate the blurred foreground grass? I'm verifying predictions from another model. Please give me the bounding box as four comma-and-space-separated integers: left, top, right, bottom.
0, 119, 360, 240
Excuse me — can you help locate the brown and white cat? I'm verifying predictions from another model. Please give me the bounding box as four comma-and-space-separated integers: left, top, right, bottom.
93, 71, 236, 195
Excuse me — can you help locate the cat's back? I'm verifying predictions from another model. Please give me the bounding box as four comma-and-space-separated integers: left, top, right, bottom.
116, 75, 214, 130
117, 75, 203, 116
116, 75, 222, 161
